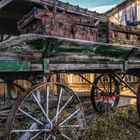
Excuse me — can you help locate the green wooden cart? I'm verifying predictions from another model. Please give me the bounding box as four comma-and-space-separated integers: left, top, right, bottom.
0, 34, 140, 140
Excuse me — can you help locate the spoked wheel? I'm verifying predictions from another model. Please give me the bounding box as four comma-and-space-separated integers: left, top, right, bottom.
91, 74, 120, 114
5, 82, 84, 140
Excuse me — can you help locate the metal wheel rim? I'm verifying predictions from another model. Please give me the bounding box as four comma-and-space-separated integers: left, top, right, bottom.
0, 83, 25, 118
137, 83, 140, 117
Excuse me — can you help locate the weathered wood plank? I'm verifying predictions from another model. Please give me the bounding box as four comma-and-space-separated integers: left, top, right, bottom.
1, 34, 140, 60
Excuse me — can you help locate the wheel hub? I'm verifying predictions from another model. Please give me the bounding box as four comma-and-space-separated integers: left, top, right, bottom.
51, 125, 61, 136
45, 124, 51, 129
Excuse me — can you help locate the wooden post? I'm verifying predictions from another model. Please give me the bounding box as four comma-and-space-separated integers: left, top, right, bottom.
56, 73, 61, 99
108, 22, 112, 43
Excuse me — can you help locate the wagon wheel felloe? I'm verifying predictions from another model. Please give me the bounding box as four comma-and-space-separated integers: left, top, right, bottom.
137, 83, 140, 117
5, 82, 84, 140
91, 74, 120, 114
8, 83, 25, 99
0, 82, 25, 119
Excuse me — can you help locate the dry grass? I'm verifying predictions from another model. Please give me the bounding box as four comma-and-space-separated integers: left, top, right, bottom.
82, 105, 140, 140
1, 105, 140, 139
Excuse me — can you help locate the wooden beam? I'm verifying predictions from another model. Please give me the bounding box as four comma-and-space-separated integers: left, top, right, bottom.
25, 0, 107, 22
112, 28, 140, 35
94, 20, 100, 27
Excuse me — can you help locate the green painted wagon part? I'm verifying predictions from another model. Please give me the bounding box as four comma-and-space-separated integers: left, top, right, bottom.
0, 60, 30, 72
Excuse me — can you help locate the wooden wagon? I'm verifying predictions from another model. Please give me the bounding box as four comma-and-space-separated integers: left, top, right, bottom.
0, 34, 139, 139
0, 0, 140, 140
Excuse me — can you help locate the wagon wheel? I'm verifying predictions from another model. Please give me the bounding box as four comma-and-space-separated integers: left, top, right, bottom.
5, 82, 84, 140
91, 74, 120, 114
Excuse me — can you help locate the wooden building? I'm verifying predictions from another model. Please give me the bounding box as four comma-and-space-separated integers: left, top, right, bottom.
106, 0, 140, 27
98, 0, 140, 46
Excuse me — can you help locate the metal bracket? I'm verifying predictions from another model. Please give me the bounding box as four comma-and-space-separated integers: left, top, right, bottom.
123, 48, 136, 72
43, 58, 50, 73
123, 61, 128, 71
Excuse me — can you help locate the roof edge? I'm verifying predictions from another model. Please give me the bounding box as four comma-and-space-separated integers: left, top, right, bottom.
105, 0, 136, 16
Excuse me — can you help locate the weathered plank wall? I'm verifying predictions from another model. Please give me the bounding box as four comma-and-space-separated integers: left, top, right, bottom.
98, 22, 140, 46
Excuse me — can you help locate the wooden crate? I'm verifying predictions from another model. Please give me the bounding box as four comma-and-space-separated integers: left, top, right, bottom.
17, 7, 97, 42
17, 7, 96, 30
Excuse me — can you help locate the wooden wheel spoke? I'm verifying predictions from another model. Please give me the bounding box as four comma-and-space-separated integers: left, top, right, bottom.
100, 78, 108, 93
61, 133, 71, 140
30, 132, 43, 140
45, 134, 51, 140
52, 95, 74, 123
55, 88, 63, 123
60, 125, 81, 128
59, 108, 80, 126
19, 108, 44, 125
11, 129, 50, 133
32, 92, 52, 126
45, 85, 50, 116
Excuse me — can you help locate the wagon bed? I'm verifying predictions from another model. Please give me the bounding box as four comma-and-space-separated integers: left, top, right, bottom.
0, 34, 140, 74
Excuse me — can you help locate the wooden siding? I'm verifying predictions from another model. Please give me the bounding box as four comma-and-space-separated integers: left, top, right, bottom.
107, 0, 140, 28
137, 0, 140, 28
